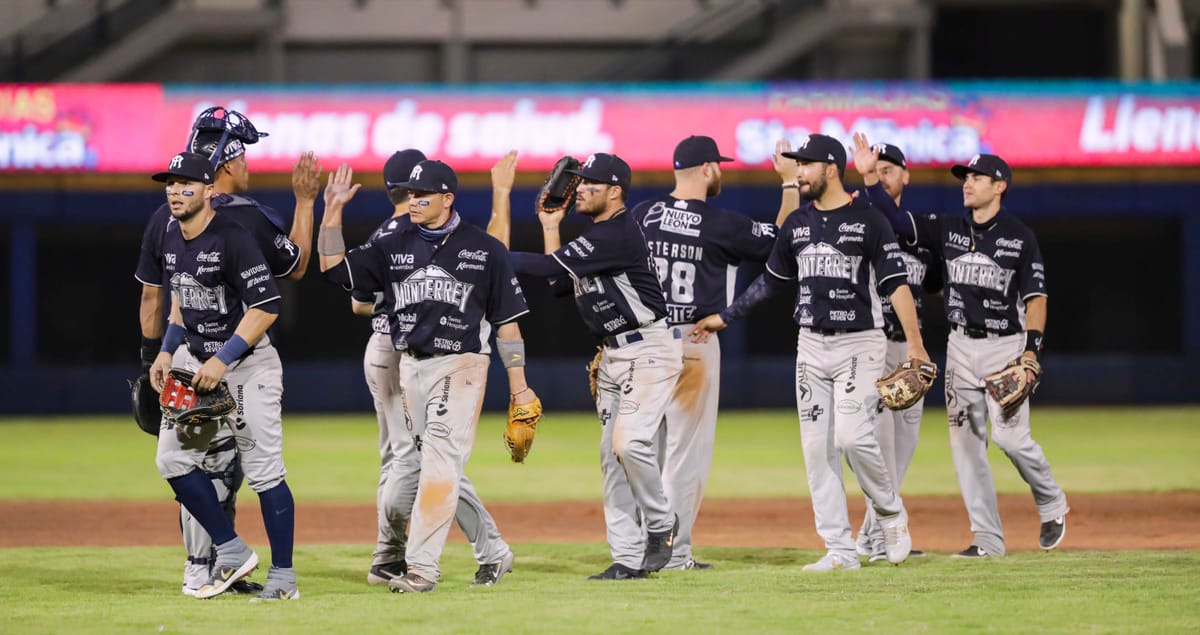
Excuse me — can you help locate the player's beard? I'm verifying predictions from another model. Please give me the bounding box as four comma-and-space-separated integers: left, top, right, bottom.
799, 173, 827, 200
171, 196, 206, 223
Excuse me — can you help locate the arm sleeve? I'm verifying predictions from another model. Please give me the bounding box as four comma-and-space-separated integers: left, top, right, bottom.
226, 230, 281, 309
510, 251, 567, 278
1019, 234, 1048, 300
719, 273, 790, 323
724, 213, 778, 263
487, 244, 531, 325
864, 182, 939, 248
134, 207, 169, 286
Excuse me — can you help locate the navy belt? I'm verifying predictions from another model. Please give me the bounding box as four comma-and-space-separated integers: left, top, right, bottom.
602, 326, 682, 349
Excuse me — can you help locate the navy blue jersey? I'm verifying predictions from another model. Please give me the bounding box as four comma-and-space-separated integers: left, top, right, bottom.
350, 214, 415, 335
905, 208, 1046, 335
630, 195, 776, 324
863, 184, 936, 334
161, 214, 281, 360
767, 198, 907, 331
135, 195, 299, 287
341, 221, 528, 356
550, 210, 668, 338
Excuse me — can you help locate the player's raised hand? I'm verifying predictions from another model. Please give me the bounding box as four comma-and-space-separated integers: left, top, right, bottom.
149, 351, 173, 393
689, 314, 728, 343
491, 150, 519, 192
323, 163, 361, 211
852, 132, 879, 176
536, 189, 566, 227
292, 151, 322, 202
773, 139, 797, 185
192, 358, 228, 393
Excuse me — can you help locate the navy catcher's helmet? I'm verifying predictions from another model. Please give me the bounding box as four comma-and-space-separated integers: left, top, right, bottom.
188, 106, 269, 169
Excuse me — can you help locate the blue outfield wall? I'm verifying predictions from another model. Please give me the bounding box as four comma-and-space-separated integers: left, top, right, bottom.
1, 179, 1199, 413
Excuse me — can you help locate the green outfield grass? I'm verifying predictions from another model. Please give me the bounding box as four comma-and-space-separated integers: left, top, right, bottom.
1, 407, 1197, 502
0, 544, 1196, 635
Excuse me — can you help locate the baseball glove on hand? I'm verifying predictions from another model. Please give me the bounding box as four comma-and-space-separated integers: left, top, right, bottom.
505, 396, 543, 463
585, 347, 602, 402
160, 368, 236, 425
876, 358, 939, 410
984, 356, 1042, 419
538, 156, 582, 214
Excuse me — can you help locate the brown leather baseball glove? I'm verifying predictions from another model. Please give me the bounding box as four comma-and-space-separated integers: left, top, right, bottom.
505, 396, 543, 463
876, 358, 939, 411
984, 356, 1042, 419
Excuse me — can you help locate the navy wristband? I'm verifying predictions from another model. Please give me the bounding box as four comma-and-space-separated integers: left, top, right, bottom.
215, 335, 251, 365
161, 324, 185, 354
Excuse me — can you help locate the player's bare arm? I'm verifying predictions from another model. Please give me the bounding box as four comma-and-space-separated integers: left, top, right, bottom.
192, 307, 278, 392
286, 151, 322, 280
487, 150, 519, 248
140, 284, 166, 339
774, 139, 800, 226
317, 163, 362, 272
537, 193, 566, 254
888, 285, 930, 363
497, 322, 537, 404
1022, 296, 1047, 373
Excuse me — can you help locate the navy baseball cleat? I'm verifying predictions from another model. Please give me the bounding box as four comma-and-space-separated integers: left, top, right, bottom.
642, 514, 679, 573
367, 560, 407, 586
587, 563, 648, 580
1040, 515, 1067, 550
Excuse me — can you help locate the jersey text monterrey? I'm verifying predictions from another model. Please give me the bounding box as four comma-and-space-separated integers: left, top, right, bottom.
913, 210, 1046, 335
161, 214, 280, 360
767, 199, 906, 331
550, 211, 668, 338
342, 221, 527, 356
631, 196, 775, 324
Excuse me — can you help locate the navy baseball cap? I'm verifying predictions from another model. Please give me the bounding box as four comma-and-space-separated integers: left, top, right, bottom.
399, 159, 457, 194
873, 143, 906, 169
952, 154, 1012, 182
152, 152, 215, 184
673, 135, 733, 169
567, 152, 632, 191
383, 149, 428, 189
781, 133, 847, 173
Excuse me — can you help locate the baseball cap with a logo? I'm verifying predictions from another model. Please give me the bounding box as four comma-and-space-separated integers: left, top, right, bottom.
952, 154, 1012, 182
152, 152, 215, 184
673, 135, 733, 169
399, 159, 458, 194
873, 143, 907, 169
781, 133, 847, 174
383, 149, 428, 189
566, 152, 632, 191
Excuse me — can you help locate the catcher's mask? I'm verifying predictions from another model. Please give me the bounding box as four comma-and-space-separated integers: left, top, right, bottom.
188, 106, 268, 170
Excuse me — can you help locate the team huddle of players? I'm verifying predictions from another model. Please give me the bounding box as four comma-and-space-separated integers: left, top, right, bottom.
136, 107, 1069, 599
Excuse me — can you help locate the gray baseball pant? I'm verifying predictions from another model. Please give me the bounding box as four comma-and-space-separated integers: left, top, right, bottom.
945, 330, 1069, 555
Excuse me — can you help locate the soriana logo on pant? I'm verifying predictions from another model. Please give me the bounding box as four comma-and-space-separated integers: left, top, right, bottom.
2, 82, 1199, 173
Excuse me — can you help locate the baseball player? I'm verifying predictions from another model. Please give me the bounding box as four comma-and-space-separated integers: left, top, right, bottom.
628, 136, 777, 570
509, 153, 683, 580
693, 133, 922, 572
853, 132, 1069, 557
850, 140, 937, 562
134, 109, 315, 596
319, 159, 536, 593
356, 150, 518, 588
146, 151, 300, 602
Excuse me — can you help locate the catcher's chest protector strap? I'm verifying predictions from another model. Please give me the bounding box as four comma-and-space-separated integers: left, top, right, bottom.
161, 374, 198, 411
